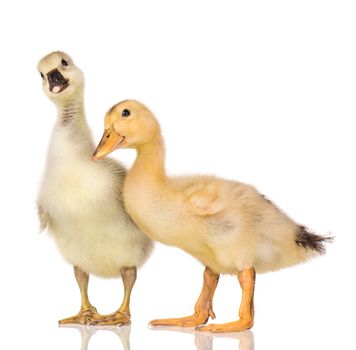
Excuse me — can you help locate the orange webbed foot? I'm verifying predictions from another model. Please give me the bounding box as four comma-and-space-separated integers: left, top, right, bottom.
196, 319, 253, 333
149, 308, 215, 328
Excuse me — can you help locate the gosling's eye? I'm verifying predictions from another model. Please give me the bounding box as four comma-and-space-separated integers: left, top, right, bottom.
61, 59, 68, 67
122, 109, 131, 117
40, 72, 44, 80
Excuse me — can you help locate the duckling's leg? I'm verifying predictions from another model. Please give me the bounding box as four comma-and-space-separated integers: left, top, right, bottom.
59, 266, 102, 325
197, 268, 255, 333
95, 267, 136, 326
149, 266, 219, 327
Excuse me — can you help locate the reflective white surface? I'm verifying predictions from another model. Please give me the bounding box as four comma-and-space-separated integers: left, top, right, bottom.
2, 315, 353, 349
62, 325, 132, 350
58, 325, 254, 350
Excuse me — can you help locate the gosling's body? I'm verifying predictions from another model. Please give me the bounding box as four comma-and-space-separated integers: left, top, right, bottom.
37, 53, 152, 325
39, 119, 150, 277
93, 100, 332, 332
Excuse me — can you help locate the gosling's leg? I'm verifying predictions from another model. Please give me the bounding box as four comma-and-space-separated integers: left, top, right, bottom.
197, 268, 255, 333
149, 266, 220, 327
95, 267, 136, 326
59, 266, 102, 325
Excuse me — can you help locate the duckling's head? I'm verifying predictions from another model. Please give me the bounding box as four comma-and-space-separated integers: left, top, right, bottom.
37, 51, 84, 103
93, 100, 160, 160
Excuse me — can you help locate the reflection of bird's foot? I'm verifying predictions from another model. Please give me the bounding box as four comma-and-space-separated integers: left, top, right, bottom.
196, 319, 253, 333
195, 333, 214, 350
149, 310, 211, 328
94, 311, 131, 326
58, 306, 103, 326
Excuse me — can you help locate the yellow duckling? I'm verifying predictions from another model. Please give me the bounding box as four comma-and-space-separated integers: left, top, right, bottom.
93, 100, 332, 333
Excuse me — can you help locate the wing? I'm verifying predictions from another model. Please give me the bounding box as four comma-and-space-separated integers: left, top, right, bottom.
185, 181, 226, 216
37, 202, 50, 232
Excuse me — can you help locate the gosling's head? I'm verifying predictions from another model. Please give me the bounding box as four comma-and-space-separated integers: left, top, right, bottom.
37, 51, 84, 103
93, 100, 160, 160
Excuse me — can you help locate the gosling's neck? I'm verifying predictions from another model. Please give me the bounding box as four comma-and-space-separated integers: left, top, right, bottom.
130, 135, 166, 183
54, 91, 94, 152
56, 91, 85, 127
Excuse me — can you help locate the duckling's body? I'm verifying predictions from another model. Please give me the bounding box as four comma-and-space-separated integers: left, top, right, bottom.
93, 100, 332, 333
124, 172, 315, 275
37, 53, 152, 325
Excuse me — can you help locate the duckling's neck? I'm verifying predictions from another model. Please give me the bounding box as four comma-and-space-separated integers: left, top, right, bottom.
131, 135, 166, 182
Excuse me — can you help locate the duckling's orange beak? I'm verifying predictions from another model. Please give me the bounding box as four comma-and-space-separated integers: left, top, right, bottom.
92, 126, 125, 161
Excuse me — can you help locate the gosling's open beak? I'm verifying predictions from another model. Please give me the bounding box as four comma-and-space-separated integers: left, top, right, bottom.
47, 68, 69, 94
92, 126, 125, 161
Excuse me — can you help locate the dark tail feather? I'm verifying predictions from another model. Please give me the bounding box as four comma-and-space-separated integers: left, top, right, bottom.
295, 225, 334, 255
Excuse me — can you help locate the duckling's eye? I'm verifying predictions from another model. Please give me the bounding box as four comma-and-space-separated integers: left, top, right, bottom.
122, 109, 131, 117
61, 59, 69, 67
40, 72, 44, 80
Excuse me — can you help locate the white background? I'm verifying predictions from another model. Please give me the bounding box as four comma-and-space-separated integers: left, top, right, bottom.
0, 1, 355, 349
